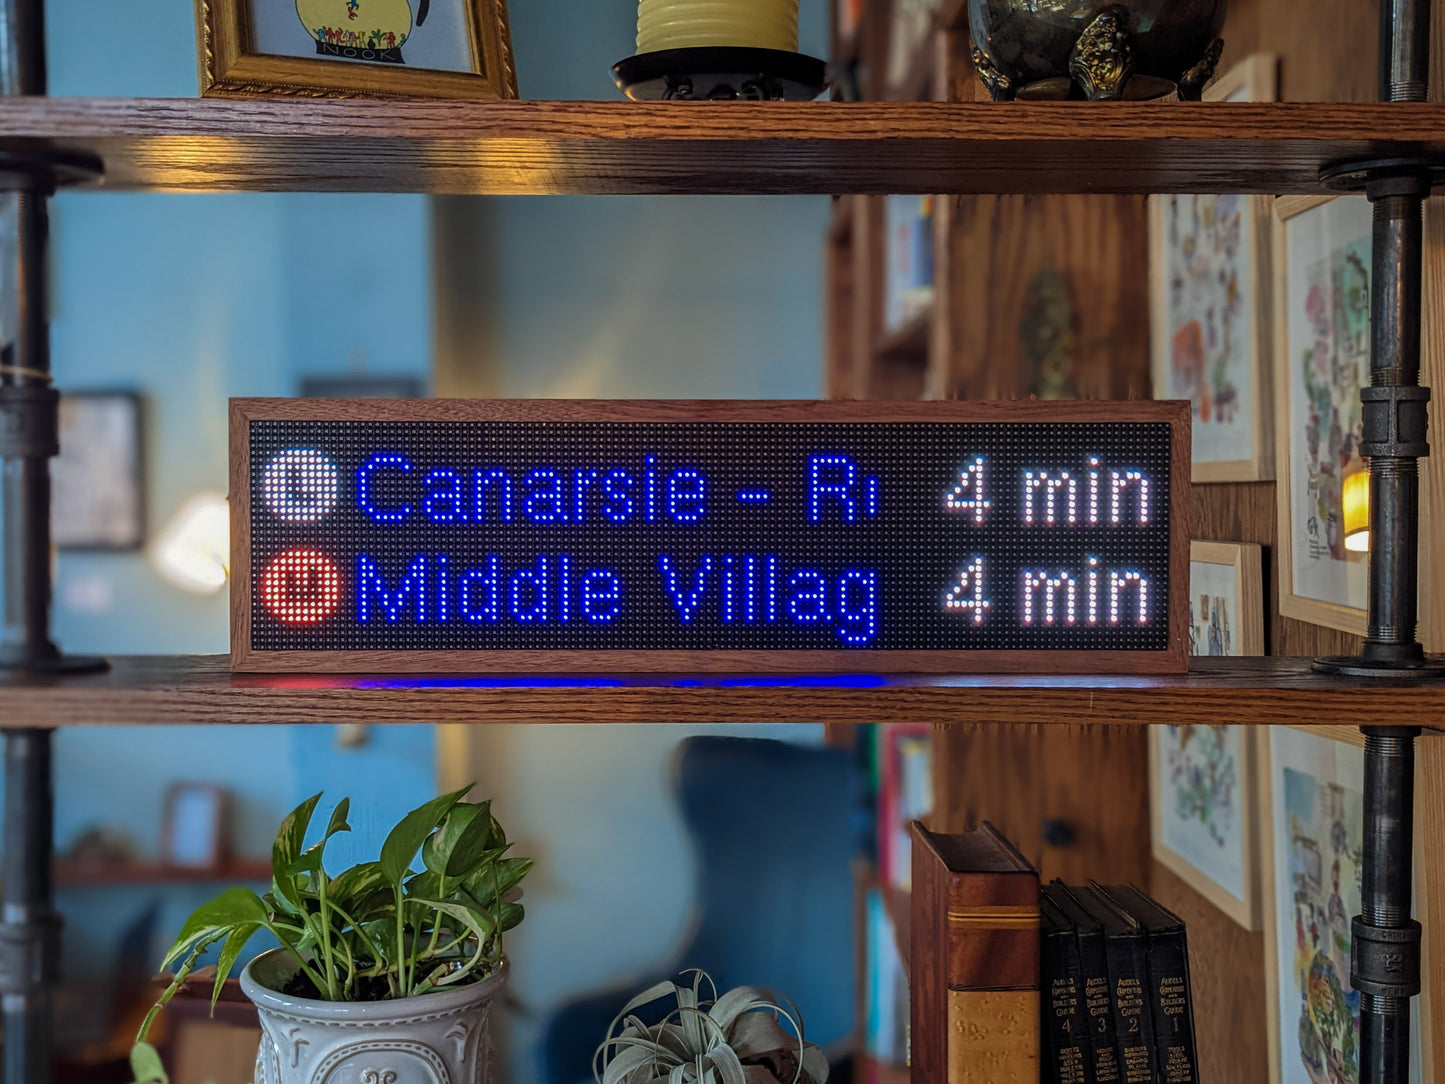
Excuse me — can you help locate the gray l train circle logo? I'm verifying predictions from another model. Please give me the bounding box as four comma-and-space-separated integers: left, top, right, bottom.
263, 449, 341, 522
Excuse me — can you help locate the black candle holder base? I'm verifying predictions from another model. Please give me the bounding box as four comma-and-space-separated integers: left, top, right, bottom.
612, 47, 828, 101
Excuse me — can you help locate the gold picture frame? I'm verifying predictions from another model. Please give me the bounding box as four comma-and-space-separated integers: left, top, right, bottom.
1259, 726, 1442, 1084
1272, 194, 1372, 636
1149, 54, 1278, 483
196, 0, 516, 100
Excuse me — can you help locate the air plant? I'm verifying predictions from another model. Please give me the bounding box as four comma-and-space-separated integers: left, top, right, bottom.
595, 971, 830, 1084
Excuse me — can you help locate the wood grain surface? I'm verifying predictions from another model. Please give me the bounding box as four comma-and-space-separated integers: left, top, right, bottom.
230, 397, 1191, 675
4, 656, 1445, 728
5, 98, 1445, 195
938, 193, 1150, 403
931, 723, 1152, 887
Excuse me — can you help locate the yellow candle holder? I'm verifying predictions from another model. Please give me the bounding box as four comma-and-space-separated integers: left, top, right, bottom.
614, 0, 824, 102
637, 0, 800, 53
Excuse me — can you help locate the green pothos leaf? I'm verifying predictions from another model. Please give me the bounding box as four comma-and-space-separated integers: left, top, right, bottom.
128, 1042, 169, 1084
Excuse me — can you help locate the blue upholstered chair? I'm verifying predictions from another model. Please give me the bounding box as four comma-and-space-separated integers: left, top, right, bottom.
537, 734, 862, 1084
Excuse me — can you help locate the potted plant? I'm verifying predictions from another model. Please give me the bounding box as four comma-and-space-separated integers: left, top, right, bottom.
595, 971, 829, 1084
131, 786, 530, 1084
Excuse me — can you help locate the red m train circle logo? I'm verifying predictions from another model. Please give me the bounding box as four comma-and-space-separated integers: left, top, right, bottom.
259, 549, 343, 625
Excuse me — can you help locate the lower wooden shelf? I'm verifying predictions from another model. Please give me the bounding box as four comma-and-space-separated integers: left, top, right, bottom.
1, 656, 1441, 728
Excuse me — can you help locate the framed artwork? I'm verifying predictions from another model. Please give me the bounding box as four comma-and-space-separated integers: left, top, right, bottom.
161, 784, 231, 870
51, 391, 145, 551
1187, 540, 1264, 658
1149, 541, 1265, 928
1273, 195, 1373, 635
1260, 728, 1434, 1084
1149, 54, 1278, 483
195, 0, 516, 100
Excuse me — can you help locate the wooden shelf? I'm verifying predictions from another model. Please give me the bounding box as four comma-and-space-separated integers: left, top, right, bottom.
3, 656, 1445, 728
4, 99, 1444, 196
55, 859, 272, 889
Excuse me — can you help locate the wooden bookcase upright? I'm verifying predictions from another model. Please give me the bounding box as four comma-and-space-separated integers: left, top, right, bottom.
0, 3, 1440, 1084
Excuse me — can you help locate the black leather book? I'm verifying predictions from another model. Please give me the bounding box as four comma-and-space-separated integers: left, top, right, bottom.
1069, 884, 1158, 1084
1041, 892, 1095, 1084
1043, 882, 1119, 1084
1097, 884, 1199, 1084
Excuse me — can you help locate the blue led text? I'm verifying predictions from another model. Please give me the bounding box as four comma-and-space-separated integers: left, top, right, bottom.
659, 554, 878, 645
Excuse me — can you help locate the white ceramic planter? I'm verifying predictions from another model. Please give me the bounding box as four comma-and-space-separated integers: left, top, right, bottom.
240, 949, 508, 1084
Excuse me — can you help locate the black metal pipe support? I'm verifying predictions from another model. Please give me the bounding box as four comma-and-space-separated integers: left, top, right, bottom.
0, 732, 56, 1084
1355, 728, 1422, 1084
1381, 0, 1431, 102
0, 186, 59, 669
1361, 179, 1430, 668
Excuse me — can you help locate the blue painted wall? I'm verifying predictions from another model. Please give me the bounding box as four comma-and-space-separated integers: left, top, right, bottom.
29, 0, 438, 992
10, 0, 843, 1069
486, 0, 830, 401
453, 5, 842, 1083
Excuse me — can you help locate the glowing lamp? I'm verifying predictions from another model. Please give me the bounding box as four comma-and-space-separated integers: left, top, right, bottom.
151, 491, 231, 595
1343, 463, 1370, 553
637, 0, 800, 53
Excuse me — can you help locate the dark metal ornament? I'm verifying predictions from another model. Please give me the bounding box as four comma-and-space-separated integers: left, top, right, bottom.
968, 0, 1226, 102
612, 47, 828, 102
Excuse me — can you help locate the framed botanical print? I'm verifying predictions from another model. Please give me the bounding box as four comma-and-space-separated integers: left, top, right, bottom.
51, 391, 145, 551
1149, 540, 1265, 928
1273, 195, 1373, 635
1260, 727, 1435, 1084
196, 0, 516, 99
1149, 54, 1278, 483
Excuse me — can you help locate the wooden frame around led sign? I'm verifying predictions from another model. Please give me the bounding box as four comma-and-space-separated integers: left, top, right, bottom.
230, 399, 1190, 674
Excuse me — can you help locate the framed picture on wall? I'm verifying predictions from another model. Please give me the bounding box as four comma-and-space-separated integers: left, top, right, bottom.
1149, 54, 1278, 483
1260, 728, 1435, 1084
195, 0, 516, 100
161, 783, 232, 870
1187, 540, 1264, 658
1272, 195, 1373, 635
1149, 540, 1265, 928
51, 391, 145, 551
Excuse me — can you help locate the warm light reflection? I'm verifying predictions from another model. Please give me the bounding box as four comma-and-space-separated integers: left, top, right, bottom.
151, 491, 231, 594
1343, 463, 1370, 553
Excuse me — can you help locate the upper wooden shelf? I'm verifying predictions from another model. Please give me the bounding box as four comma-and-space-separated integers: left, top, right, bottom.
3, 98, 1443, 196
2, 655, 1443, 728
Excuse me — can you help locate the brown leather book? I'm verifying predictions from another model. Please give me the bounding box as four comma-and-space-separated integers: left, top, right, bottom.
910, 821, 1040, 1084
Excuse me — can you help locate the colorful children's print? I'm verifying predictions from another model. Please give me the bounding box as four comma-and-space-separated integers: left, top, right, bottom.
1187, 557, 1240, 657
1268, 728, 1423, 1084
1282, 763, 1362, 1082
247, 0, 473, 73
1158, 725, 1246, 902
1156, 731, 1248, 901
1160, 194, 1258, 467
1282, 198, 1371, 616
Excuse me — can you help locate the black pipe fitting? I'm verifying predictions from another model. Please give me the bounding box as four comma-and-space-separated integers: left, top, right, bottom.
0, 385, 56, 458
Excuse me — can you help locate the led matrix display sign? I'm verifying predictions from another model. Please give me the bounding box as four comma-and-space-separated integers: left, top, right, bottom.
231, 401, 1189, 673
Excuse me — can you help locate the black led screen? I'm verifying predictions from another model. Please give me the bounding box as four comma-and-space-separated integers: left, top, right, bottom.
248, 419, 1173, 654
